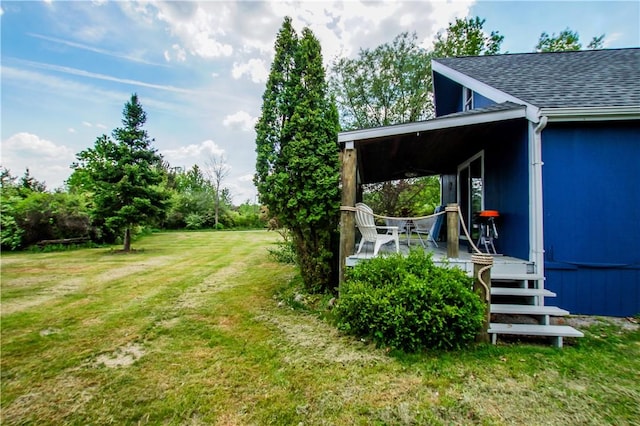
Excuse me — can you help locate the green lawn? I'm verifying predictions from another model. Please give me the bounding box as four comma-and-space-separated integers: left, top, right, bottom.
1, 230, 638, 425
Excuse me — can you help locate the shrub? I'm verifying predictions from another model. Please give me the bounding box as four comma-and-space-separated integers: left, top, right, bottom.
334, 250, 484, 352
2, 191, 92, 250
185, 213, 205, 230
268, 240, 297, 264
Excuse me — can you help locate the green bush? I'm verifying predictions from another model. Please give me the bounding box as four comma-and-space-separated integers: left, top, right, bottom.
268, 240, 297, 264
1, 191, 92, 250
185, 213, 205, 230
335, 250, 484, 352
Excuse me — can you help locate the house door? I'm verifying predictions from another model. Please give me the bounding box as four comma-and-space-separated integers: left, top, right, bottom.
457, 151, 484, 241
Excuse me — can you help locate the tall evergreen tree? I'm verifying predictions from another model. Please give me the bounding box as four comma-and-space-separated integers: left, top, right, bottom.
73, 94, 169, 251
255, 18, 340, 293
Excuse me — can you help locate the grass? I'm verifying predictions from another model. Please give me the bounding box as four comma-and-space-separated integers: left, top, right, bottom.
1, 230, 639, 425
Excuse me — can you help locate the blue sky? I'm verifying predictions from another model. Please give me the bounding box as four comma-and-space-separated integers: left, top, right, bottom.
2, 0, 639, 203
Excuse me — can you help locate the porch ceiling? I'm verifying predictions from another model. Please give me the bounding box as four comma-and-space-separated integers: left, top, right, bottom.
338, 103, 528, 184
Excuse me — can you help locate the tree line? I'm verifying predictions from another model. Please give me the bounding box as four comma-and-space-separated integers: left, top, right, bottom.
2, 16, 604, 293
1, 95, 264, 252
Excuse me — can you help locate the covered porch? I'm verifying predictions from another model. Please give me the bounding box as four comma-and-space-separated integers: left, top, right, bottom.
337, 102, 534, 283
336, 104, 583, 347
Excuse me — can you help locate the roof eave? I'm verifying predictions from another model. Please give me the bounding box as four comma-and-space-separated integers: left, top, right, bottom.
541, 106, 640, 122
338, 106, 526, 144
432, 60, 540, 122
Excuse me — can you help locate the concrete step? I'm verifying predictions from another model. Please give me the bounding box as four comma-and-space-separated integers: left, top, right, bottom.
490, 304, 569, 316
491, 288, 556, 297
488, 323, 584, 348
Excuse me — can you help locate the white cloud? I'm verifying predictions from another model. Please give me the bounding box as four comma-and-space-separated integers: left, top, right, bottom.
161, 139, 225, 162
96, 123, 108, 129
603, 32, 622, 47
154, 3, 233, 59
0, 65, 129, 107
226, 178, 257, 205
82, 121, 93, 127
238, 173, 254, 182
231, 58, 269, 84
28, 33, 167, 66
223, 111, 257, 132
0, 132, 75, 189
68, 128, 76, 133
164, 44, 187, 62
17, 59, 196, 95
2, 132, 73, 158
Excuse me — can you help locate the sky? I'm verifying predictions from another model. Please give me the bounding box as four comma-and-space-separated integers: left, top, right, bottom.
1, 1, 639, 204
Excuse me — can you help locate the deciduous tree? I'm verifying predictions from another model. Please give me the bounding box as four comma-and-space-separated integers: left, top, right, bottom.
432, 17, 503, 57
330, 32, 433, 131
205, 154, 230, 228
535, 28, 604, 52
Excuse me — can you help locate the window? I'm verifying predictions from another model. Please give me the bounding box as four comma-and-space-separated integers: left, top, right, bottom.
463, 87, 473, 111
457, 151, 484, 240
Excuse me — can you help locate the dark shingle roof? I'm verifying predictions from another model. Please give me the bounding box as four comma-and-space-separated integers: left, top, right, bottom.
434, 48, 640, 108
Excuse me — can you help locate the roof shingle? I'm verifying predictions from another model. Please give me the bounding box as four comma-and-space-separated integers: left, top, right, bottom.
434, 48, 640, 108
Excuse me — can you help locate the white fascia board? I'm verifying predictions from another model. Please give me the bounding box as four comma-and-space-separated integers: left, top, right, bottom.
432, 61, 540, 122
338, 107, 526, 144
541, 106, 640, 122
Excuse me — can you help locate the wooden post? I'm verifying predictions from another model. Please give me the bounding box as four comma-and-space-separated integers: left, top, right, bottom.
472, 254, 493, 343
339, 142, 357, 292
446, 203, 459, 259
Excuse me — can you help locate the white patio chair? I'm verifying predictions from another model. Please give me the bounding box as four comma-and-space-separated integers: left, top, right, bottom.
411, 208, 442, 248
355, 203, 400, 255
385, 218, 409, 243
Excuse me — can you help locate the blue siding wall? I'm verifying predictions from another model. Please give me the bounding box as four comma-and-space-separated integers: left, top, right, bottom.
473, 92, 493, 109
542, 121, 640, 316
434, 72, 498, 115
483, 122, 530, 260
433, 73, 462, 116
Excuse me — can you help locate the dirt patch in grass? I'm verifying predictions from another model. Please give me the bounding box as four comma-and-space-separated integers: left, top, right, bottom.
39, 328, 61, 336
94, 342, 146, 368
257, 311, 388, 365
1, 277, 85, 315
563, 315, 639, 331
2, 374, 97, 424
452, 371, 600, 424
176, 262, 248, 309
93, 256, 174, 284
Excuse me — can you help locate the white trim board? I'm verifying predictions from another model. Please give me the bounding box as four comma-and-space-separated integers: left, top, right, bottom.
338, 106, 526, 144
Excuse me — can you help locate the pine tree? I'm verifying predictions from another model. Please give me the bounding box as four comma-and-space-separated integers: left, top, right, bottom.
74, 94, 169, 251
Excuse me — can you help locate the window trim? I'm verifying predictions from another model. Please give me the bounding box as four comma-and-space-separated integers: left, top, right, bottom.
463, 87, 473, 111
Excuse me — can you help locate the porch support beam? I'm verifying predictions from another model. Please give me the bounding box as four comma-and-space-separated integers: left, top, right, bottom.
446, 203, 460, 258
339, 142, 357, 291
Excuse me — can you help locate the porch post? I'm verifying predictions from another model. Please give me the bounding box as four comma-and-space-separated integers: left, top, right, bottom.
339, 141, 357, 292
472, 254, 493, 343
446, 203, 459, 258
